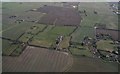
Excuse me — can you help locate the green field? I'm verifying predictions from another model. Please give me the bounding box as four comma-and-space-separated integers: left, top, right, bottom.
68, 56, 118, 72
69, 47, 93, 57
2, 22, 33, 40
97, 40, 117, 52
19, 24, 46, 42
71, 2, 118, 43
30, 26, 75, 47
78, 2, 118, 29
2, 39, 20, 55
71, 27, 94, 43
2, 39, 11, 50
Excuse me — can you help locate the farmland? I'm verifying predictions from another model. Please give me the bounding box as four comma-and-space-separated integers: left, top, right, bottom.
37, 6, 81, 26
67, 56, 118, 72
96, 40, 117, 52
71, 2, 118, 43
3, 46, 73, 72
2, 2, 119, 72
29, 26, 75, 47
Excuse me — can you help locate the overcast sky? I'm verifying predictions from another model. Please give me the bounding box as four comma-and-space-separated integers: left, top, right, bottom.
1, 0, 119, 2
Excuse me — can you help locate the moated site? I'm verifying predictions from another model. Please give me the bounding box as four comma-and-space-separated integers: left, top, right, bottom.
2, 2, 120, 72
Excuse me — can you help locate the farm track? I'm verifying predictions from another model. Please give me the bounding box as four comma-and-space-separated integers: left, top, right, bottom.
3, 46, 73, 72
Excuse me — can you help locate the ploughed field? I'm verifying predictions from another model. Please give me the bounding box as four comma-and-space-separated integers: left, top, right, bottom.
37, 6, 81, 26
2, 46, 73, 72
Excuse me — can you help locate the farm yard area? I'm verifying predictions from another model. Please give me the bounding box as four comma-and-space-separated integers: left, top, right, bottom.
2, 2, 119, 72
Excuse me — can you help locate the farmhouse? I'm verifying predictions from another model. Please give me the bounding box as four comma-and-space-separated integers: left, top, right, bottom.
37, 6, 81, 26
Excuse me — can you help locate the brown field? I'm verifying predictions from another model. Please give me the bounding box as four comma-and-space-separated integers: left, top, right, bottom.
2, 46, 73, 72
96, 28, 120, 41
37, 6, 81, 26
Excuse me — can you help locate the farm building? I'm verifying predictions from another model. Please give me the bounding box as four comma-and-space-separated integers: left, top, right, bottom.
94, 28, 120, 41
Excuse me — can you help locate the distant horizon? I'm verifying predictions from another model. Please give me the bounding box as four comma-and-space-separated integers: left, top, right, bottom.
1, 0, 119, 2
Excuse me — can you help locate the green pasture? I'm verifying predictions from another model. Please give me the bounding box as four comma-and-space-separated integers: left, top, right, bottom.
96, 40, 117, 52
69, 47, 93, 57
3, 42, 19, 56
2, 39, 25, 56
19, 24, 46, 42
71, 2, 118, 43
78, 2, 118, 29
68, 56, 118, 72
2, 39, 11, 50
2, 22, 33, 40
49, 26, 76, 36
30, 25, 75, 47
71, 27, 94, 43
11, 45, 24, 56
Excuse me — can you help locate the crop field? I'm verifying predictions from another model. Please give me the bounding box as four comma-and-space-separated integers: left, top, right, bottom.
2, 2, 118, 72
3, 46, 73, 72
37, 6, 81, 26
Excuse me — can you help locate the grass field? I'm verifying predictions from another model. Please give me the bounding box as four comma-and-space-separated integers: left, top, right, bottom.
2, 22, 34, 40
96, 40, 117, 52
2, 39, 20, 55
69, 47, 93, 57
2, 39, 11, 50
78, 2, 118, 29
68, 56, 118, 72
71, 27, 94, 43
19, 24, 46, 42
71, 2, 118, 43
30, 26, 75, 47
